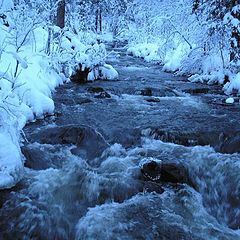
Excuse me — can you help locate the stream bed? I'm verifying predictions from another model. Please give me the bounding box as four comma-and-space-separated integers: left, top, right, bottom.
1, 42, 240, 239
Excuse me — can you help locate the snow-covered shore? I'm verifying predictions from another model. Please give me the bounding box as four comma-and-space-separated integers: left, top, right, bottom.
0, 1, 117, 189
0, 24, 65, 188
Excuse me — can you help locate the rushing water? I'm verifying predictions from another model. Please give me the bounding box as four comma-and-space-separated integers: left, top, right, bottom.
0, 42, 240, 239
1, 138, 240, 239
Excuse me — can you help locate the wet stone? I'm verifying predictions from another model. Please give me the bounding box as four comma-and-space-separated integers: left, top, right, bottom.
87, 86, 105, 93
145, 97, 160, 103
140, 87, 152, 96
26, 125, 109, 163
22, 144, 65, 170
185, 88, 209, 94
140, 159, 194, 188
94, 91, 111, 99
160, 162, 193, 187
219, 133, 240, 154
141, 160, 161, 181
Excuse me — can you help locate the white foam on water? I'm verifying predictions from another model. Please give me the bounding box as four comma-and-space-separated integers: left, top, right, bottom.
1, 138, 240, 239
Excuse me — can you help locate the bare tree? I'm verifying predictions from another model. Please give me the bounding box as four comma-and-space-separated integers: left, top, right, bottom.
229, 1, 240, 62
56, 0, 65, 28
94, 0, 102, 33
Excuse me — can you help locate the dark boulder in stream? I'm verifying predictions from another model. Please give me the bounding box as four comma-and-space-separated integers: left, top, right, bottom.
219, 133, 240, 154
87, 86, 105, 93
140, 159, 194, 188
140, 87, 152, 96
22, 144, 64, 170
94, 91, 111, 99
141, 160, 161, 181
24, 125, 109, 166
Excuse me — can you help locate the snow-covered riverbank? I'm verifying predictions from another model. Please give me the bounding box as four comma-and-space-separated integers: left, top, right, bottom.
0, 1, 117, 189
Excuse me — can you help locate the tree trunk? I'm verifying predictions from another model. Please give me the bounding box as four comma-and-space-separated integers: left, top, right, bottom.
95, 9, 99, 32
56, 0, 65, 29
192, 0, 200, 13
95, 7, 102, 33
99, 7, 102, 33
230, 5, 240, 62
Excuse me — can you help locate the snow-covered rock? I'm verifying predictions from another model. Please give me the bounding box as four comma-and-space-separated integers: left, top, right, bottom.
88, 64, 118, 81
225, 97, 234, 104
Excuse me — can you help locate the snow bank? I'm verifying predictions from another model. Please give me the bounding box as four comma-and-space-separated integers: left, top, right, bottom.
0, 0, 13, 11
0, 12, 116, 188
0, 125, 23, 189
88, 64, 119, 81
127, 41, 191, 72
0, 24, 64, 188
127, 43, 161, 62
224, 73, 240, 95
163, 43, 191, 72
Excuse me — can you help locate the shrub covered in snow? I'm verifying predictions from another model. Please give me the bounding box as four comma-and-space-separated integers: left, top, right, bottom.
0, 0, 118, 189
0, 0, 67, 188
125, 0, 240, 94
127, 43, 161, 63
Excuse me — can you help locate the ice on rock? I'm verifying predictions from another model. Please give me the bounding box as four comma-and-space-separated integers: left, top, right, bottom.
225, 97, 234, 104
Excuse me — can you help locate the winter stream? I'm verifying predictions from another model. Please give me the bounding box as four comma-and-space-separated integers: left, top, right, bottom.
1, 42, 240, 239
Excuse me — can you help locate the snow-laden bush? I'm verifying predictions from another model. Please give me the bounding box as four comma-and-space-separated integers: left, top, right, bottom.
0, 1, 67, 188
127, 43, 161, 62
126, 0, 196, 68
0, 0, 119, 188
49, 28, 118, 81
126, 0, 240, 94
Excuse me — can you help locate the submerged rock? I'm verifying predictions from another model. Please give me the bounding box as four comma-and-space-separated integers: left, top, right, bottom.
75, 188, 239, 240
22, 143, 67, 170
86, 86, 111, 99
219, 133, 240, 154
87, 86, 105, 93
94, 91, 111, 99
27, 125, 109, 164
145, 97, 160, 103
140, 87, 152, 96
184, 88, 209, 94
143, 181, 164, 194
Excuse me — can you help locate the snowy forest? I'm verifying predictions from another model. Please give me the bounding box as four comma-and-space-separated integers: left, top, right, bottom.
0, 0, 240, 239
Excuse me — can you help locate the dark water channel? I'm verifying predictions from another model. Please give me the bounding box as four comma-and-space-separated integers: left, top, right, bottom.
1, 41, 240, 239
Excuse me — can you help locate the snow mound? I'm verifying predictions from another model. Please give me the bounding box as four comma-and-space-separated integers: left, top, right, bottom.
127, 43, 161, 62
224, 73, 240, 95
0, 23, 64, 188
0, 126, 23, 189
163, 43, 191, 72
88, 64, 119, 81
